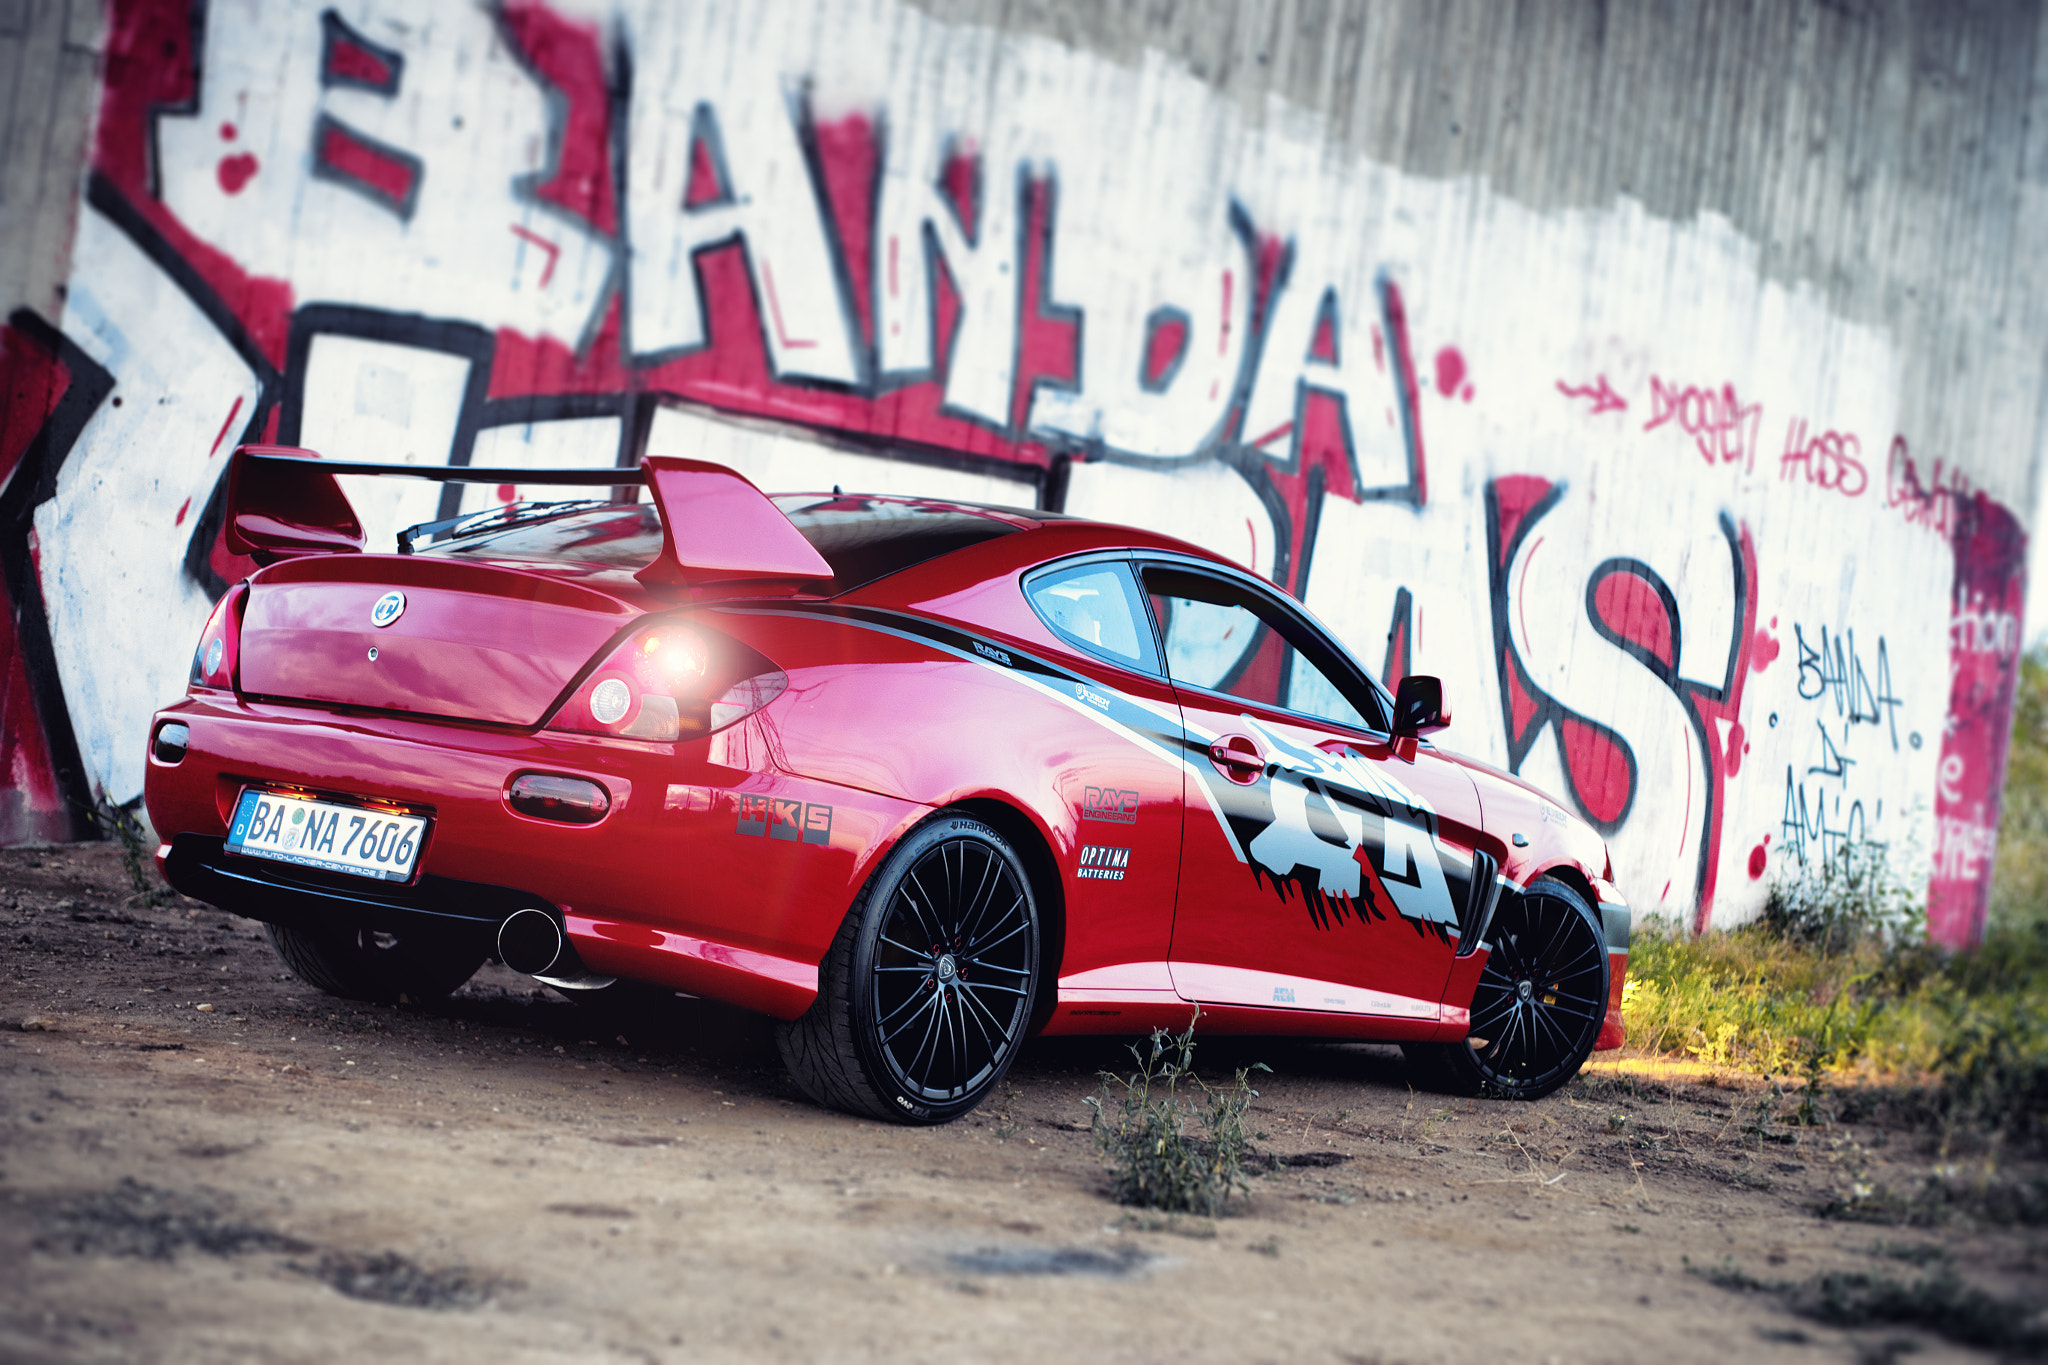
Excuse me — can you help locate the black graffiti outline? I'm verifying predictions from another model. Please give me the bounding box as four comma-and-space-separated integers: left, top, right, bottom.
865, 129, 1019, 414
1781, 767, 1883, 871
76, 174, 286, 601
0, 308, 117, 837
487, 3, 627, 359
318, 8, 405, 96
1230, 220, 1428, 510
788, 81, 872, 391
1381, 584, 1414, 685
278, 304, 495, 529
140, 0, 210, 202
618, 79, 867, 394
1793, 623, 1904, 752
681, 102, 738, 210
1488, 480, 1756, 915
1583, 558, 1683, 683
308, 113, 425, 222
1486, 480, 1638, 835
1137, 305, 1192, 394
1306, 286, 1341, 366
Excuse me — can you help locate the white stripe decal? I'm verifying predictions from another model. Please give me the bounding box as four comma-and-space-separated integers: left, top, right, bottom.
1169, 961, 1440, 1019
724, 605, 1248, 852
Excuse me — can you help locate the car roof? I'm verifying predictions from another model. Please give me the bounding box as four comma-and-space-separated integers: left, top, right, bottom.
769, 491, 1243, 567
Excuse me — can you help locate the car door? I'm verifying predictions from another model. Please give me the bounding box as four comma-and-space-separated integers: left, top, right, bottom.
1138, 559, 1494, 1022
1015, 554, 1189, 1007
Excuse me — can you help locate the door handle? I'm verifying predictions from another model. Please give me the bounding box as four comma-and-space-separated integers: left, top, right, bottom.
1208, 734, 1264, 784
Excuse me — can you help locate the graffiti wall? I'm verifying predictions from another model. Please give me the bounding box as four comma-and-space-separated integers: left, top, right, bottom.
0, 0, 2028, 943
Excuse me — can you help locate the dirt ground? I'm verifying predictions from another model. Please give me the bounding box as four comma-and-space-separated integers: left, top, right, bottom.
1, 842, 2041, 1364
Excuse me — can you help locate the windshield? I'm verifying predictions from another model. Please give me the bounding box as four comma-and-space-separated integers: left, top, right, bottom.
431, 492, 1024, 591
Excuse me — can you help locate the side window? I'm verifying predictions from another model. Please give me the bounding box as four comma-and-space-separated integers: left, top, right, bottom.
1141, 564, 1385, 731
1024, 559, 1160, 674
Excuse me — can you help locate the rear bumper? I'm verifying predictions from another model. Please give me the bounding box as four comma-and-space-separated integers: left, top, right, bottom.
143, 695, 926, 1019
161, 834, 523, 946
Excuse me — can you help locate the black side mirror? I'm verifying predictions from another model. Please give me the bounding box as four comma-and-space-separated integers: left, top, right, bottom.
1391, 675, 1451, 738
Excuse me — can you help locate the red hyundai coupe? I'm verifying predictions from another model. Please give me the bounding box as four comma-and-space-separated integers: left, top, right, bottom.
143, 446, 1631, 1123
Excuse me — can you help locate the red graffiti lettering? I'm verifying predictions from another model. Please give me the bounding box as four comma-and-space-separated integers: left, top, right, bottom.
1885, 435, 1975, 539
1778, 418, 1866, 497
1643, 376, 1761, 472
1555, 374, 1627, 415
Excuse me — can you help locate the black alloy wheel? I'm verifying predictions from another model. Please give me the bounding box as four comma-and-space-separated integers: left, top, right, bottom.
1403, 875, 1608, 1099
779, 814, 1040, 1124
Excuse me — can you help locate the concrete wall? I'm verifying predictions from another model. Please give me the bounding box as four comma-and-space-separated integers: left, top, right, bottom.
1, 0, 2041, 943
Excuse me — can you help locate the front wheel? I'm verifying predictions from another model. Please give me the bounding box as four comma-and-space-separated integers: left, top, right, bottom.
265, 922, 486, 1004
1404, 875, 1609, 1100
778, 814, 1041, 1124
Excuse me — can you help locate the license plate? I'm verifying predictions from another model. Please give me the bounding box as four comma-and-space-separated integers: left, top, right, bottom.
227, 790, 429, 882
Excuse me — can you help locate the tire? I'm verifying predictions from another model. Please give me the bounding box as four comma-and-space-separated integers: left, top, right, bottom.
778, 813, 1041, 1124
1403, 875, 1609, 1100
265, 922, 487, 1004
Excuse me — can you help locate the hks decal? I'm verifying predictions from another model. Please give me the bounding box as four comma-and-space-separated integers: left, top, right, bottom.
738, 795, 833, 845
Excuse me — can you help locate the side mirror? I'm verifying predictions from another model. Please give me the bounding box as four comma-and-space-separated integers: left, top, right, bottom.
1391, 674, 1451, 738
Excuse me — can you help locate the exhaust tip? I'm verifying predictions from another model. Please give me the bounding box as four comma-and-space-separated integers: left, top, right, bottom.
498, 908, 564, 976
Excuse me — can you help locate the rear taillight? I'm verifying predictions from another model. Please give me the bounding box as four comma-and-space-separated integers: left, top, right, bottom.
190, 583, 248, 692
546, 621, 786, 742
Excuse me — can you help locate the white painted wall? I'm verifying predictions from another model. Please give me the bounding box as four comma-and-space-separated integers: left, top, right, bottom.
8, 0, 2026, 940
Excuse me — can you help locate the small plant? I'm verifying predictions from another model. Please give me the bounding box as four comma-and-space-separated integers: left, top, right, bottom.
1819, 1167, 2048, 1229
1761, 840, 1922, 956
1083, 1015, 1269, 1216
1687, 1255, 2047, 1355
1621, 901, 2046, 1157
87, 795, 173, 908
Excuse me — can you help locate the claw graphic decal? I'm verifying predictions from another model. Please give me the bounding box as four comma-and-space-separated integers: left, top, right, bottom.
1191, 714, 1472, 942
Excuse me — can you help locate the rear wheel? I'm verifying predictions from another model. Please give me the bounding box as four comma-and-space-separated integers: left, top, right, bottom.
778, 814, 1040, 1124
1403, 876, 1608, 1100
265, 922, 487, 1004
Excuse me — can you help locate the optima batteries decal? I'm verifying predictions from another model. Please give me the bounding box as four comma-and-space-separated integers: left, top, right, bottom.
1078, 845, 1130, 880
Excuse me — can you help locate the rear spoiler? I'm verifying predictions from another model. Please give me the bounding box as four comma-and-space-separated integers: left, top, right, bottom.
224, 444, 832, 590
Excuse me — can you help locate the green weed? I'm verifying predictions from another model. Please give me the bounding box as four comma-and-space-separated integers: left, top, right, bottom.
1761, 840, 1922, 956
1084, 1017, 1269, 1216
1688, 1256, 2047, 1355
1990, 648, 2048, 933
86, 796, 174, 908
1623, 909, 2048, 1154
1819, 1168, 2048, 1229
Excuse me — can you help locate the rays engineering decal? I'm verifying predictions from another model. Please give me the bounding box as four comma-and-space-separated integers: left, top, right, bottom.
1082, 785, 1140, 823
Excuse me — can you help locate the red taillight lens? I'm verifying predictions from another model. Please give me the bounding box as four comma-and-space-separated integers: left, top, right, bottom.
190, 583, 248, 692
546, 622, 786, 742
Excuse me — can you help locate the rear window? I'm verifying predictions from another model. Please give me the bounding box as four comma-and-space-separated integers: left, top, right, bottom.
435, 493, 1022, 592
773, 494, 1022, 588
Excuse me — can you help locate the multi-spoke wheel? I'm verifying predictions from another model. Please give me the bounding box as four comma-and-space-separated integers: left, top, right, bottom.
778, 813, 1040, 1124
1403, 876, 1608, 1100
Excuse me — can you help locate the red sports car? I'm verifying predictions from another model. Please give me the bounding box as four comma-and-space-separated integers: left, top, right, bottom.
144, 446, 1631, 1123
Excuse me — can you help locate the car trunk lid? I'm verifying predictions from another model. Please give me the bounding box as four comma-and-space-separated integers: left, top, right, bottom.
237, 556, 643, 726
